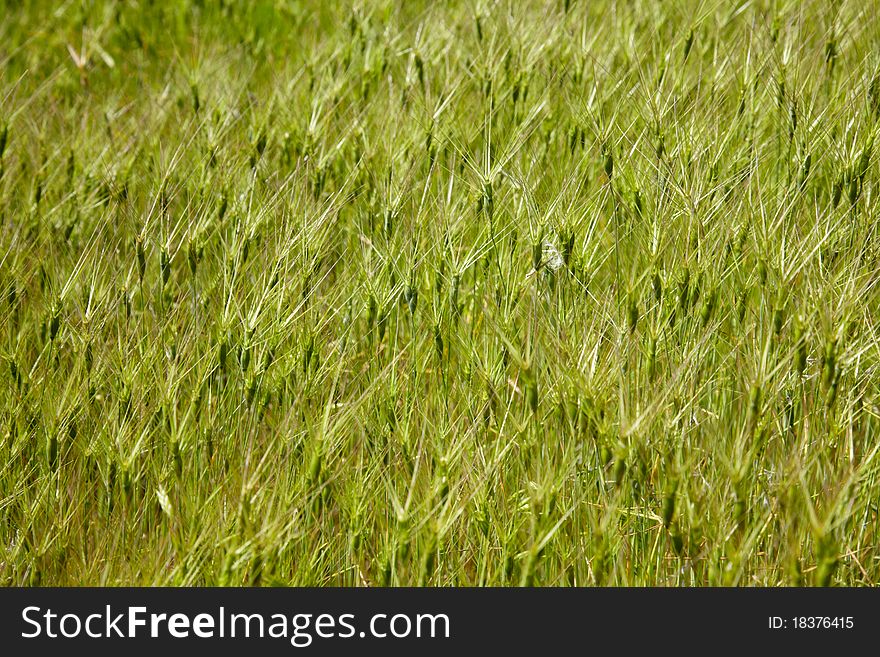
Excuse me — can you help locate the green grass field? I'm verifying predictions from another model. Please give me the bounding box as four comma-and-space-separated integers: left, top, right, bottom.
1, 0, 879, 586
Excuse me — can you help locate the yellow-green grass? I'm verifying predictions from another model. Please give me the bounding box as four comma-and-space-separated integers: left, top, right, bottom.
1, 0, 879, 585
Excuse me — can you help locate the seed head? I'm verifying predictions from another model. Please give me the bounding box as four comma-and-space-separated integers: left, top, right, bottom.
532, 240, 543, 271
434, 323, 444, 360
652, 270, 662, 302
633, 188, 644, 216
679, 267, 690, 309
699, 288, 716, 326
366, 294, 377, 328
627, 296, 638, 333
832, 175, 843, 207
603, 146, 613, 179
682, 29, 694, 61
793, 316, 808, 376
821, 337, 837, 388
647, 335, 657, 379
48, 302, 61, 341
404, 282, 418, 315
749, 383, 762, 418
160, 246, 171, 286
662, 478, 678, 528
